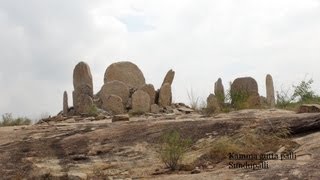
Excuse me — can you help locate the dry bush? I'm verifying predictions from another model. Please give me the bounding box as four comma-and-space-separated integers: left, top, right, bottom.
159, 130, 192, 170
194, 126, 298, 167
0, 113, 31, 126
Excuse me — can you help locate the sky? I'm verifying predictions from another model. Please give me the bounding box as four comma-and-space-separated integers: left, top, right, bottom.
1, 0, 320, 119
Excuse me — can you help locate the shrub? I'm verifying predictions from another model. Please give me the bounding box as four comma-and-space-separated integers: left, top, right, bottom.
187, 88, 200, 110
86, 104, 99, 117
0, 113, 32, 126
159, 130, 192, 170
292, 78, 318, 103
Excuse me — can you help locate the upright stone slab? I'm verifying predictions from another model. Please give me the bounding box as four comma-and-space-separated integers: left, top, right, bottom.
206, 94, 220, 113
159, 83, 172, 107
104, 61, 146, 88
266, 74, 275, 107
140, 84, 156, 105
100, 80, 130, 105
161, 69, 175, 86
101, 95, 124, 115
63, 91, 68, 116
214, 78, 225, 105
132, 90, 150, 113
231, 77, 260, 107
72, 62, 94, 114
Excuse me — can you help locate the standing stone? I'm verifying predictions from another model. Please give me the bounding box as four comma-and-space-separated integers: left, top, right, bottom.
73, 91, 93, 114
140, 84, 156, 105
101, 95, 124, 115
231, 77, 260, 107
266, 74, 275, 107
206, 94, 220, 113
161, 69, 175, 86
100, 80, 130, 105
132, 90, 151, 113
104, 61, 146, 88
73, 62, 93, 96
214, 78, 225, 105
73, 62, 94, 114
159, 83, 172, 107
63, 91, 68, 116
150, 104, 160, 114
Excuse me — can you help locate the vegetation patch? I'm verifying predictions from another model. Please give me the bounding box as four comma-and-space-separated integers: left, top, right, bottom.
0, 113, 31, 126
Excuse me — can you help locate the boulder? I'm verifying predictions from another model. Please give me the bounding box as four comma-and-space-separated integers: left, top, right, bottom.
158, 83, 172, 107
298, 104, 320, 113
231, 77, 260, 108
112, 114, 130, 122
100, 80, 130, 105
73, 61, 93, 96
132, 90, 150, 113
214, 78, 225, 105
150, 104, 160, 114
104, 61, 146, 88
206, 94, 220, 113
266, 74, 275, 107
161, 69, 175, 86
72, 91, 93, 114
101, 95, 124, 115
63, 91, 68, 116
72, 62, 94, 114
140, 84, 156, 105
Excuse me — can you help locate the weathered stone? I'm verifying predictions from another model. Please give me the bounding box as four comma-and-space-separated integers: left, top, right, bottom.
101, 95, 124, 115
231, 77, 260, 108
298, 104, 320, 113
73, 61, 93, 96
104, 61, 146, 88
72, 62, 94, 114
266, 74, 275, 107
206, 94, 220, 113
100, 80, 130, 105
63, 91, 68, 116
214, 78, 225, 105
161, 69, 175, 86
112, 114, 130, 122
177, 107, 194, 114
72, 91, 93, 114
159, 83, 172, 107
150, 104, 160, 114
140, 84, 156, 105
132, 90, 150, 113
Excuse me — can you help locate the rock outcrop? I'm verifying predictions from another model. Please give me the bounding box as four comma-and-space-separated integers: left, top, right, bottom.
158, 83, 172, 107
72, 62, 94, 114
231, 77, 260, 108
161, 69, 175, 86
140, 84, 156, 105
131, 90, 150, 113
63, 91, 68, 116
266, 74, 275, 107
104, 61, 146, 88
214, 78, 225, 105
206, 94, 220, 113
100, 80, 130, 106
101, 95, 124, 115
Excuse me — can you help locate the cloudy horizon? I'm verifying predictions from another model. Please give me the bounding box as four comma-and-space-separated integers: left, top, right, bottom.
1, 0, 320, 119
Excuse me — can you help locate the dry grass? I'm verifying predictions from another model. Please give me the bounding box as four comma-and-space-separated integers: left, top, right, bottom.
193, 125, 298, 167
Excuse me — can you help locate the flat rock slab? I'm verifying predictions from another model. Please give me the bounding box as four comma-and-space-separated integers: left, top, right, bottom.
112, 114, 130, 122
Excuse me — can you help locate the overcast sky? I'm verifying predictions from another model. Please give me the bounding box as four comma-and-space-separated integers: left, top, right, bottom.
1, 0, 320, 119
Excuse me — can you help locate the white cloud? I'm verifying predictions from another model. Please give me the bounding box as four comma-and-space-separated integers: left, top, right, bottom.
1, 0, 320, 118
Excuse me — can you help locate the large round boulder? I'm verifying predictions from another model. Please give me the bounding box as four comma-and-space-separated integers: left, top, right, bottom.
100, 80, 130, 105
231, 77, 260, 108
104, 61, 146, 88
